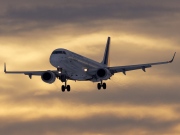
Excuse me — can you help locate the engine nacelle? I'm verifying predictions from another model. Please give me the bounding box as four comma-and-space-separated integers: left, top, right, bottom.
96, 68, 111, 80
41, 71, 56, 84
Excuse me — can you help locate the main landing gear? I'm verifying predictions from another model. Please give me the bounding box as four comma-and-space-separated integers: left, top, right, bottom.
61, 80, 71, 92
97, 81, 106, 90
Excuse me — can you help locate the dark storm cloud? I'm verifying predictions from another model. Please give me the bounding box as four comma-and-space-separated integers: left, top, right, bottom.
2, 1, 179, 23
0, 114, 178, 135
0, 0, 180, 35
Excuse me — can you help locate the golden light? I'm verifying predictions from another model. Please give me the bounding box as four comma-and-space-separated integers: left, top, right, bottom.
84, 68, 88, 72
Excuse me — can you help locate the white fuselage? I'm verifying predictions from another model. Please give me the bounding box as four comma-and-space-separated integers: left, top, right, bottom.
50, 48, 111, 82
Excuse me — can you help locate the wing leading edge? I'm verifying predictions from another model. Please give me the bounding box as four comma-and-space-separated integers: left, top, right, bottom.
109, 52, 176, 75
4, 63, 57, 79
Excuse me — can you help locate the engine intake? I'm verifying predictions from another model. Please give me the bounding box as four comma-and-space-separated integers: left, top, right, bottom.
41, 71, 56, 84
97, 68, 107, 78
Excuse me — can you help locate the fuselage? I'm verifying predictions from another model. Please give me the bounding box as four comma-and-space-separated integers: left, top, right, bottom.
50, 48, 111, 81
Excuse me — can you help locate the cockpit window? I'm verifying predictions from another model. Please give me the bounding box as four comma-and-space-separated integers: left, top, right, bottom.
52, 51, 66, 54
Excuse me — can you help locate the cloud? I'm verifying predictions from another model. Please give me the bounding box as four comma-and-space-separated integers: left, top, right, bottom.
2, 79, 179, 107
2, 0, 180, 22
0, 114, 179, 135
0, 1, 180, 135
0, 0, 180, 39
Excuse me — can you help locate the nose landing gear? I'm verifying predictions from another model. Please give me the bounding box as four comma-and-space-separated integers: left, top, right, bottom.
58, 72, 70, 92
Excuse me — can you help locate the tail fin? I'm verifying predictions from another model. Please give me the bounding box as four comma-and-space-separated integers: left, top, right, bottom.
101, 37, 110, 66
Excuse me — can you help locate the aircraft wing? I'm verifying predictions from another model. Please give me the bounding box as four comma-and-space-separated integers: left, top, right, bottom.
4, 63, 57, 78
109, 52, 176, 75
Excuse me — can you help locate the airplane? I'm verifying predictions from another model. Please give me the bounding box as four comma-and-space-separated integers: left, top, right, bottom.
4, 37, 176, 92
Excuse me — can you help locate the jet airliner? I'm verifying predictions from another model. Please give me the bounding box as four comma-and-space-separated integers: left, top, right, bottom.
4, 37, 176, 92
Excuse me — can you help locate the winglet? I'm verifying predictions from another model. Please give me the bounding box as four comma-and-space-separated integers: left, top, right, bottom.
4, 63, 6, 73
169, 52, 176, 63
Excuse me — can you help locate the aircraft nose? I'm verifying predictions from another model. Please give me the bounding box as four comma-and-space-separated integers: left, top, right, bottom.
50, 54, 60, 67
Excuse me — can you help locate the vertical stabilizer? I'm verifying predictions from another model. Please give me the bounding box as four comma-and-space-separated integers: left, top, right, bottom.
101, 37, 110, 66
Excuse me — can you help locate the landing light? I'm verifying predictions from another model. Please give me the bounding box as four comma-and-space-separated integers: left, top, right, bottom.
84, 68, 88, 72
58, 71, 61, 74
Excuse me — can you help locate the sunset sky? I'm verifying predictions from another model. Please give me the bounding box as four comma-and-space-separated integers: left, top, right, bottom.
0, 0, 180, 135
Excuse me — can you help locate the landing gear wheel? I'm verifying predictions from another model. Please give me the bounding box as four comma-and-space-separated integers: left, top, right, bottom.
102, 83, 106, 89
61, 79, 71, 92
67, 85, 71, 92
97, 83, 101, 90
61, 85, 65, 92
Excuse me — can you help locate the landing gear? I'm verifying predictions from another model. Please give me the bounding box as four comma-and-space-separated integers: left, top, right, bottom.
97, 81, 106, 90
67, 85, 70, 92
57, 68, 71, 92
61, 85, 65, 92
61, 80, 71, 92
102, 83, 106, 89
97, 83, 101, 90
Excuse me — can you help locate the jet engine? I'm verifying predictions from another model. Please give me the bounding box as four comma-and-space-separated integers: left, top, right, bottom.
96, 68, 111, 80
96, 68, 107, 78
41, 71, 56, 84
87, 68, 111, 81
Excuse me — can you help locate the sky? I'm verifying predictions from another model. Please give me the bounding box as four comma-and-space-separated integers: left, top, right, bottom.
0, 0, 180, 135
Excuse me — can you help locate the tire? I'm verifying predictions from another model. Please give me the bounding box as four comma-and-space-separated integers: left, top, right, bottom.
67, 85, 71, 92
97, 83, 101, 90
103, 83, 106, 89
61, 85, 65, 92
